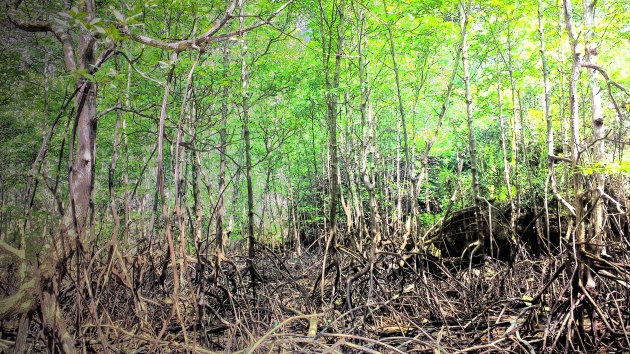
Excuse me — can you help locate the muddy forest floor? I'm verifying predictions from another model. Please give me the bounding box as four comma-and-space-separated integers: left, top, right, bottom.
2, 214, 630, 353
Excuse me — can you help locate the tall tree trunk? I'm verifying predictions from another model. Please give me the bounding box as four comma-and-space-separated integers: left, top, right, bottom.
505, 15, 520, 226
414, 14, 466, 248
109, 109, 122, 243
240, 6, 257, 300
71, 34, 98, 244
582, 0, 605, 288
547, 0, 576, 221
122, 62, 131, 244
216, 37, 230, 271
497, 74, 514, 228
538, 0, 554, 253
192, 147, 203, 249
342, 114, 358, 236
461, 4, 481, 248
319, 0, 345, 300
346, 13, 382, 308
396, 118, 403, 221
172, 52, 201, 345
384, 5, 415, 241
358, 10, 380, 256
563, 0, 592, 291
7, 1, 104, 350
152, 52, 183, 346
326, 10, 343, 251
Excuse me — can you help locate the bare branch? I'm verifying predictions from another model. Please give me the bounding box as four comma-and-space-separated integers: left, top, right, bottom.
121, 0, 240, 52
95, 105, 122, 121
581, 62, 629, 94
121, 0, 294, 52
553, 192, 577, 216
116, 51, 166, 86
596, 186, 624, 214
549, 154, 572, 163
581, 62, 629, 130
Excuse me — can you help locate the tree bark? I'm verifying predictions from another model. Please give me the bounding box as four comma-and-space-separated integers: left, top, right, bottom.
239, 5, 258, 300
582, 0, 605, 288
497, 74, 514, 228
563, 0, 593, 292
152, 52, 183, 348
216, 41, 230, 269
6, 1, 106, 351
461, 4, 481, 246
538, 0, 554, 253
505, 15, 521, 224
384, 3, 415, 240
319, 0, 345, 300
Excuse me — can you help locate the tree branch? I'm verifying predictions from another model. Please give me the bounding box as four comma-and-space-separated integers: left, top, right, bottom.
596, 186, 624, 214
116, 51, 166, 86
121, 0, 294, 52
95, 105, 122, 121
549, 154, 572, 163
553, 192, 576, 216
582, 62, 628, 94
7, 0, 77, 71
581, 62, 629, 128
6, 0, 54, 33
121, 0, 241, 52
